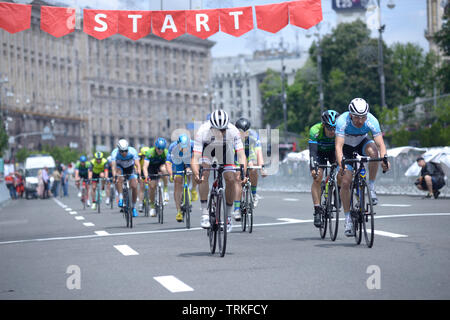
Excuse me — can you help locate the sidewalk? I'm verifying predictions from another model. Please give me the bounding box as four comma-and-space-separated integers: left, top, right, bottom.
0, 182, 11, 205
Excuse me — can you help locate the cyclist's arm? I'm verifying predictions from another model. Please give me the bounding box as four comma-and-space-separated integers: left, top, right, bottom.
166, 161, 173, 177
75, 169, 79, 180
88, 169, 93, 180
135, 159, 141, 178
335, 136, 345, 169
111, 161, 117, 178
308, 142, 319, 171
373, 134, 390, 170
191, 151, 202, 180
143, 159, 149, 180
236, 148, 247, 179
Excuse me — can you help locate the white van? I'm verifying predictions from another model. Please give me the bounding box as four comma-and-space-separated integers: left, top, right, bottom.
24, 154, 56, 199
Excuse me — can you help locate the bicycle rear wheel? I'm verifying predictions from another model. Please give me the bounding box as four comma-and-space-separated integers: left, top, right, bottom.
328, 181, 340, 241
248, 191, 254, 234
241, 187, 247, 232
361, 180, 374, 248
217, 189, 227, 257
97, 188, 101, 213
319, 181, 328, 239
208, 192, 217, 254
123, 187, 130, 228
159, 186, 164, 224
350, 182, 362, 245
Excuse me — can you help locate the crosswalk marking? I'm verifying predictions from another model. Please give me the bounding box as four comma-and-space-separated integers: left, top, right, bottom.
83, 222, 95, 227
75, 216, 85, 221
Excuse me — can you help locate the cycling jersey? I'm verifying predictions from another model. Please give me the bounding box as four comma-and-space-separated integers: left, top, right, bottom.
110, 147, 139, 169
167, 140, 194, 166
194, 122, 243, 165
335, 112, 381, 147
309, 123, 335, 153
235, 129, 261, 164
145, 147, 168, 166
75, 161, 91, 176
90, 158, 108, 174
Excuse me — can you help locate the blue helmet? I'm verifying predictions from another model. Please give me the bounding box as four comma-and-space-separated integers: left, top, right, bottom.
155, 137, 167, 150
177, 134, 190, 149
79, 155, 87, 162
321, 110, 340, 128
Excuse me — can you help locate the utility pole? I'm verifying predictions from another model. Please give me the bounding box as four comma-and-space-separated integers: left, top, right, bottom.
317, 33, 324, 115
377, 0, 387, 108
279, 38, 288, 145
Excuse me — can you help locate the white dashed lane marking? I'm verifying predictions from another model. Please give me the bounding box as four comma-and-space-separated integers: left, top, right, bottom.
154, 275, 194, 293
114, 245, 139, 256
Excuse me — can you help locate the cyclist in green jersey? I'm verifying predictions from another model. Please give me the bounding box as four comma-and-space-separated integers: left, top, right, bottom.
143, 138, 170, 217
308, 110, 340, 228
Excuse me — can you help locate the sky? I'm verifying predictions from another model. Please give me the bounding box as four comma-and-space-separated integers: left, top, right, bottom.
17, 0, 430, 57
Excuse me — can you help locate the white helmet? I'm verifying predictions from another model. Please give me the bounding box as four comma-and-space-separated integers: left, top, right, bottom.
117, 139, 129, 151
348, 98, 369, 116
210, 109, 229, 130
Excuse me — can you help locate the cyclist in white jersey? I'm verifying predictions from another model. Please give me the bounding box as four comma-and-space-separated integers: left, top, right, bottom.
335, 98, 390, 237
191, 110, 248, 231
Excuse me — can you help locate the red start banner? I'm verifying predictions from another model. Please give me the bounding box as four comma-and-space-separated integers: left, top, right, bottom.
0, 0, 323, 41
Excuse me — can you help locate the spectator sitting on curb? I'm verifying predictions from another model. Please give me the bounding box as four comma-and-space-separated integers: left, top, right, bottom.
415, 157, 446, 199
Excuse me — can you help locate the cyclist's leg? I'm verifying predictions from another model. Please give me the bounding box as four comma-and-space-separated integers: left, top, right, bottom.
159, 164, 169, 191
362, 139, 378, 202
129, 175, 138, 208
224, 168, 237, 217
198, 158, 211, 208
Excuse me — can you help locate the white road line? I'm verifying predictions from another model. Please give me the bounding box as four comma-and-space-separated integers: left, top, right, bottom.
277, 218, 311, 223
367, 230, 408, 238
83, 222, 95, 227
53, 198, 66, 208
0, 213, 449, 246
69, 211, 77, 215
380, 204, 411, 207
65, 208, 72, 211
114, 245, 139, 256
154, 275, 194, 293
95, 231, 110, 236
283, 198, 299, 201
75, 216, 85, 221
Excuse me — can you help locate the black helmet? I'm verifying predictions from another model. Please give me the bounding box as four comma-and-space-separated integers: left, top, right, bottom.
235, 118, 251, 132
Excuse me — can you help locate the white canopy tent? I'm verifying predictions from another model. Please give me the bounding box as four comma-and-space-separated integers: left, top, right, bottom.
286, 150, 310, 163
387, 146, 427, 158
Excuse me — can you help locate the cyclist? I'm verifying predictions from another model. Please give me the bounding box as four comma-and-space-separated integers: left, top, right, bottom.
110, 139, 141, 217
335, 98, 390, 237
309, 110, 340, 228
233, 117, 267, 221
191, 109, 247, 231
137, 146, 150, 212
88, 151, 108, 211
166, 133, 198, 222
143, 138, 170, 217
105, 155, 114, 206
75, 155, 92, 206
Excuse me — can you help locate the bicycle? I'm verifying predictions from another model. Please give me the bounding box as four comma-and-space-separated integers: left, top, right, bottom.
316, 162, 340, 241
143, 180, 150, 217
343, 153, 388, 248
200, 163, 244, 257
240, 166, 263, 233
108, 178, 115, 210
174, 169, 193, 229
116, 174, 134, 228
92, 177, 105, 214
79, 178, 89, 210
148, 173, 170, 224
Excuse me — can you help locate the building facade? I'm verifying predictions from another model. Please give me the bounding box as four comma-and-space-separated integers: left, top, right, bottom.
0, 0, 214, 160
426, 0, 447, 57
211, 51, 307, 129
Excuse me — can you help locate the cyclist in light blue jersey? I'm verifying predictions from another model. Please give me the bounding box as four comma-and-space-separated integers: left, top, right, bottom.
335, 98, 390, 237
166, 134, 199, 222
110, 139, 141, 217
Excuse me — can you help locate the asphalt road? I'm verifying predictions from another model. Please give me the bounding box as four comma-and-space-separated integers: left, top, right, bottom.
0, 184, 449, 301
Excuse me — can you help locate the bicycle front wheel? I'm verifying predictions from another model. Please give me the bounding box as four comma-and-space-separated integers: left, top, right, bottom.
328, 181, 340, 241
184, 187, 191, 229
217, 189, 227, 257
208, 192, 217, 254
350, 182, 362, 245
241, 187, 247, 232
248, 191, 254, 234
319, 181, 328, 239
361, 180, 375, 248
97, 189, 101, 214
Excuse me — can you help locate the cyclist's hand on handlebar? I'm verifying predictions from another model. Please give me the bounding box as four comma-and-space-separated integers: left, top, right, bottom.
169, 175, 174, 183
381, 155, 390, 172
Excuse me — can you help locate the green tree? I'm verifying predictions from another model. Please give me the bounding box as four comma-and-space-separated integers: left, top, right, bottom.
0, 122, 8, 157
434, 6, 450, 92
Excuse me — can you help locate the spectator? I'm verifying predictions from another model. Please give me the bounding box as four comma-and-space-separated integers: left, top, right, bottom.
61, 164, 69, 197
51, 168, 61, 197
415, 157, 446, 199
42, 167, 49, 199
37, 169, 44, 199
5, 172, 17, 199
